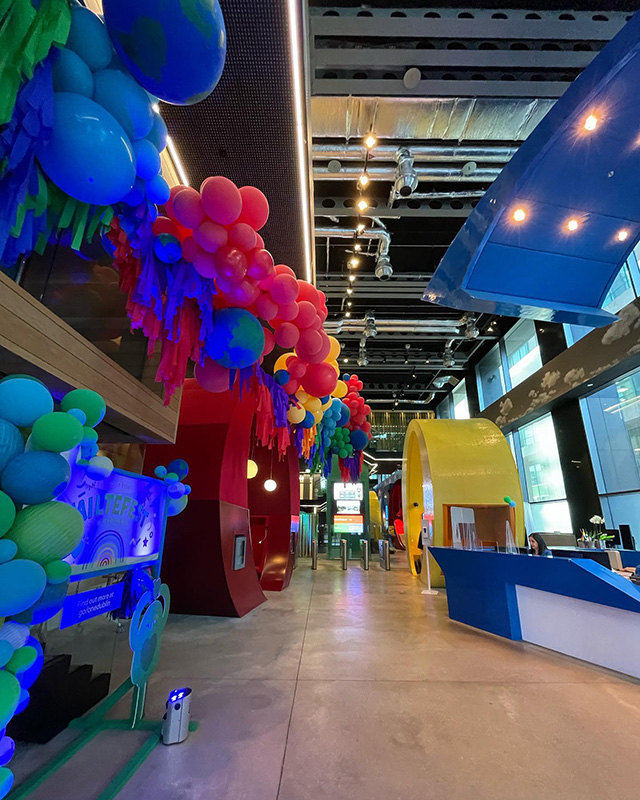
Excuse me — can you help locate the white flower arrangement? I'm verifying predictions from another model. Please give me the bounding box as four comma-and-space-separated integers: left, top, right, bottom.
589, 515, 605, 525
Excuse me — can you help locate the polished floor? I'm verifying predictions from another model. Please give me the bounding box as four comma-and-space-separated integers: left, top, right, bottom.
13, 556, 640, 799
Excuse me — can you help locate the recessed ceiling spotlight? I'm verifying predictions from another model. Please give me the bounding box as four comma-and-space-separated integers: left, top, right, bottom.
357, 199, 369, 212
359, 173, 369, 187
617, 228, 629, 242
364, 134, 377, 149
512, 207, 526, 223
583, 114, 598, 132
567, 218, 579, 232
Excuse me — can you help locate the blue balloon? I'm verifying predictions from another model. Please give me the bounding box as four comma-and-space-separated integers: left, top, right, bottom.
167, 459, 189, 480
37, 93, 135, 205
103, 0, 227, 105
350, 429, 368, 451
19, 637, 44, 690
154, 233, 181, 263
147, 201, 159, 222
0, 560, 47, 618
274, 370, 290, 386
338, 402, 350, 427
0, 540, 17, 566
1, 451, 70, 506
302, 411, 315, 429
122, 177, 146, 208
167, 494, 188, 517
51, 47, 94, 97
146, 174, 170, 205
207, 308, 265, 370
147, 112, 167, 152
0, 419, 24, 473
154, 466, 167, 478
0, 737, 14, 769
14, 689, 30, 716
93, 69, 154, 141
0, 376, 53, 428
133, 138, 161, 180
66, 5, 113, 72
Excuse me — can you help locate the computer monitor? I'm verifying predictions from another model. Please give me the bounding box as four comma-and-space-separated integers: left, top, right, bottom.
619, 524, 636, 550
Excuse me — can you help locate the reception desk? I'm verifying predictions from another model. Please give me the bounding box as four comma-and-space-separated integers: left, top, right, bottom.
430, 547, 640, 679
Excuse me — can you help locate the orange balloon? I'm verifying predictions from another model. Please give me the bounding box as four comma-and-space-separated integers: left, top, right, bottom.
326, 336, 341, 362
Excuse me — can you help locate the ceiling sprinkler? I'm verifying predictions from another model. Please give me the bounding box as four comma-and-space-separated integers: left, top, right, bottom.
394, 147, 419, 198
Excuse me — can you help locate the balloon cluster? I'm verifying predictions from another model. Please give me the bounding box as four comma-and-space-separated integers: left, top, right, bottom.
342, 374, 373, 450
503, 495, 517, 508
0, 376, 108, 799
329, 425, 354, 460
154, 459, 191, 517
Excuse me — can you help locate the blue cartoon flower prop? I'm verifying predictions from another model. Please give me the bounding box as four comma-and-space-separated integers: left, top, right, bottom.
129, 582, 170, 688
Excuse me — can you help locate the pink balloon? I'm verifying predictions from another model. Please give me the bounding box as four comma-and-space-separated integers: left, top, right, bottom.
182, 236, 198, 262
318, 306, 328, 322
164, 184, 187, 218
195, 359, 231, 393
238, 186, 270, 230
269, 273, 298, 304
216, 245, 247, 283
303, 331, 331, 364
277, 302, 299, 321
255, 233, 265, 249
297, 327, 322, 356
229, 279, 260, 306
247, 249, 274, 280
275, 322, 300, 349
194, 220, 228, 253
256, 293, 278, 320
215, 277, 233, 296
201, 176, 242, 225
193, 249, 218, 279
263, 328, 275, 355
297, 280, 319, 307
286, 356, 307, 379
274, 264, 296, 278
294, 301, 317, 329
228, 222, 258, 252
172, 187, 205, 229
309, 315, 322, 330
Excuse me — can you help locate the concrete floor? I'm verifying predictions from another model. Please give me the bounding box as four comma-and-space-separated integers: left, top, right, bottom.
12, 556, 640, 799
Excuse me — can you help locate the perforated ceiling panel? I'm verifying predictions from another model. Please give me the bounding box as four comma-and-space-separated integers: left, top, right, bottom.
161, 0, 306, 274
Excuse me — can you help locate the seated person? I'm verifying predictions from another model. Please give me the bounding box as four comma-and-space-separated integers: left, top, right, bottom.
528, 532, 553, 557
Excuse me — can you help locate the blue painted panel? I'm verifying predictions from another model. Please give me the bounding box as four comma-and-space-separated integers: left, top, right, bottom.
426, 13, 640, 327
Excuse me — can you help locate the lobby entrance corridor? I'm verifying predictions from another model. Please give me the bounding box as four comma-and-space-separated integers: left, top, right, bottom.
14, 557, 640, 800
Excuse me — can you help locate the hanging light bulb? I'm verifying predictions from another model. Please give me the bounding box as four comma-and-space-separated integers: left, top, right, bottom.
247, 459, 258, 479
346, 287, 353, 295
354, 243, 361, 252
349, 274, 356, 282
359, 173, 369, 187
357, 223, 365, 233
349, 257, 359, 267
345, 311, 351, 318
347, 301, 352, 307
364, 133, 377, 149
357, 199, 369, 212
264, 478, 277, 492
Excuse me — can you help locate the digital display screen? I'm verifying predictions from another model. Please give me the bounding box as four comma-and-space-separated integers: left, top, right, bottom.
334, 483, 363, 501
58, 460, 168, 578
333, 515, 364, 535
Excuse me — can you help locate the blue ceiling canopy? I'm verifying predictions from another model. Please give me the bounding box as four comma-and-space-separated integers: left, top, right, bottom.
426, 12, 640, 328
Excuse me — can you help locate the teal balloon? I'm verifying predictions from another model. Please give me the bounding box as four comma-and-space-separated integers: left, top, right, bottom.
0, 767, 13, 800
0, 376, 53, 428
1, 452, 71, 506
52, 47, 94, 97
0, 419, 24, 473
66, 5, 113, 71
146, 112, 167, 152
208, 308, 265, 370
102, 0, 227, 105
6, 501, 84, 564
0, 670, 20, 730
167, 459, 188, 480
0, 560, 46, 617
0, 623, 29, 650
0, 642, 13, 669
146, 174, 170, 205
167, 494, 188, 517
93, 69, 154, 141
133, 138, 160, 180
154, 466, 167, 479
0, 540, 17, 565
36, 93, 136, 205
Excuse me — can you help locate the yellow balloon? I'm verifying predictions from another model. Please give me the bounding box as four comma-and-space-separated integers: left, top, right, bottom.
321, 398, 332, 411
333, 380, 347, 398
305, 396, 322, 412
287, 405, 306, 424
326, 336, 341, 362
297, 390, 309, 405
328, 360, 340, 376
274, 353, 293, 373
313, 410, 323, 423
247, 459, 258, 479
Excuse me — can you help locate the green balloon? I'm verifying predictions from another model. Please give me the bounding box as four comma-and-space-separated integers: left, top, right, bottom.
31, 412, 83, 453
6, 501, 84, 564
0, 491, 16, 538
45, 559, 72, 584
5, 644, 37, 675
339, 448, 348, 458
503, 496, 512, 504
61, 389, 106, 428
0, 668, 20, 729
81, 427, 98, 445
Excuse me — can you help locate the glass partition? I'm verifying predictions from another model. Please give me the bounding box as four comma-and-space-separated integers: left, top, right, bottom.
451, 380, 470, 419
476, 344, 506, 410
504, 320, 542, 388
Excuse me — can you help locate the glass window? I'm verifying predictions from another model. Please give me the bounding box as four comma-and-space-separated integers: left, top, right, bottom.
451, 380, 470, 420
476, 344, 506, 410
504, 320, 542, 388
518, 415, 566, 502
436, 396, 451, 419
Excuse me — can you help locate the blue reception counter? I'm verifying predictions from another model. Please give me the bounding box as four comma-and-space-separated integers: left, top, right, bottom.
429, 547, 640, 679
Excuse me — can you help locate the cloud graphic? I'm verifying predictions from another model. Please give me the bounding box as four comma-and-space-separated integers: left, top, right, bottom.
564, 367, 586, 388
601, 303, 640, 345
541, 370, 561, 390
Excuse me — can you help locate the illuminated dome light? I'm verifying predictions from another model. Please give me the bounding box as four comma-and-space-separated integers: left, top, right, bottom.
264, 478, 277, 492
617, 229, 629, 242
583, 114, 598, 132
512, 207, 526, 223
247, 459, 258, 479
566, 218, 579, 232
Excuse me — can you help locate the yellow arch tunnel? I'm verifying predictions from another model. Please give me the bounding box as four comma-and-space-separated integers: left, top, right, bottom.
402, 419, 525, 587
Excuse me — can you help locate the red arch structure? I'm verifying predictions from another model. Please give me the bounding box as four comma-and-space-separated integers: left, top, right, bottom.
145, 379, 298, 617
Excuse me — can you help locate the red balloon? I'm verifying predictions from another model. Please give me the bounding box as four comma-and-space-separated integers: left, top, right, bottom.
181, 236, 198, 262
195, 359, 231, 393
297, 280, 319, 307
247, 249, 274, 280
350, 374, 359, 381
228, 222, 258, 252
361, 421, 372, 433
164, 184, 187, 218
256, 293, 278, 320
277, 302, 299, 321
192, 249, 218, 279
216, 245, 247, 283
282, 378, 300, 395
270, 273, 298, 304
294, 301, 317, 329
194, 220, 228, 253
363, 404, 371, 415
152, 215, 179, 237
301, 362, 338, 398
201, 176, 242, 225
172, 187, 205, 229
274, 264, 296, 278
263, 328, 275, 355
286, 356, 306, 379
237, 186, 270, 230
275, 322, 300, 349
355, 414, 366, 425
